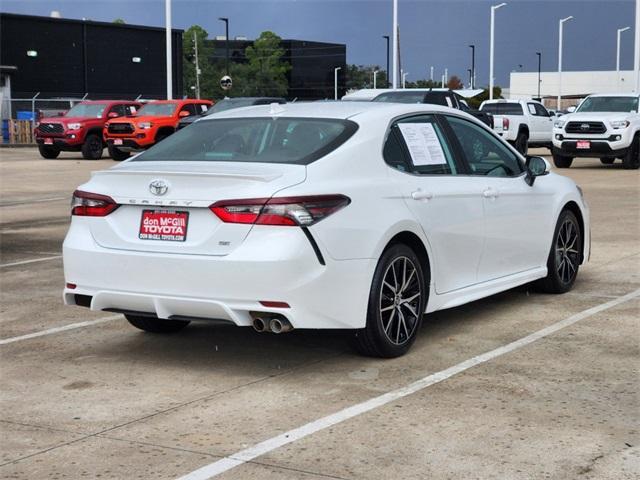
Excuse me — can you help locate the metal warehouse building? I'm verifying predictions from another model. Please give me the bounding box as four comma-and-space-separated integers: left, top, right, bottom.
0, 13, 183, 118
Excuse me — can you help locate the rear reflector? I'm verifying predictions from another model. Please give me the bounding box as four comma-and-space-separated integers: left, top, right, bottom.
71, 190, 119, 217
259, 301, 290, 308
66, 283, 77, 289
210, 195, 350, 227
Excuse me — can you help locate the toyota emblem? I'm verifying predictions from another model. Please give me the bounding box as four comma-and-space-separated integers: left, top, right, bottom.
580, 123, 590, 131
149, 179, 169, 196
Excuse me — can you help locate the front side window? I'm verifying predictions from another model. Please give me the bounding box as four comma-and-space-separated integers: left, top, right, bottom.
133, 117, 358, 165
576, 96, 639, 113
136, 103, 178, 117
446, 115, 524, 177
384, 115, 458, 175
534, 103, 550, 117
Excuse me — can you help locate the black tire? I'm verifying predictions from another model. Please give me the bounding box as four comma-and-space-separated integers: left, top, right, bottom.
108, 144, 130, 161
125, 314, 190, 333
81, 133, 103, 160
552, 153, 573, 168
621, 134, 639, 170
514, 130, 529, 155
536, 209, 582, 294
352, 243, 428, 358
155, 130, 173, 144
38, 144, 60, 159
600, 158, 615, 165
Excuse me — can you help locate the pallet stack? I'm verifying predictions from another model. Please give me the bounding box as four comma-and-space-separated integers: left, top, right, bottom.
8, 120, 35, 144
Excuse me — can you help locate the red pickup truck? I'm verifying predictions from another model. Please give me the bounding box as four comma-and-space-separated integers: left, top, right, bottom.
34, 100, 141, 160
104, 99, 212, 160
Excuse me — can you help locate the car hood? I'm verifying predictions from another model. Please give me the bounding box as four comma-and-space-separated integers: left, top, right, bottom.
122, 115, 172, 124
39, 116, 99, 125
563, 111, 638, 122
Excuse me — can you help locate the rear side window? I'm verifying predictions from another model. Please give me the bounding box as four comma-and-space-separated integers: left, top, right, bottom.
480, 103, 524, 115
133, 117, 358, 165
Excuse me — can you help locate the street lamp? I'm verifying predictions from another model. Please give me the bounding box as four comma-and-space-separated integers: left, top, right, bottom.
392, 0, 398, 88
430, 65, 434, 81
219, 17, 230, 76
402, 71, 408, 88
557, 16, 573, 110
536, 52, 542, 100
467, 69, 473, 88
469, 44, 475, 89
334, 66, 341, 100
373, 70, 379, 89
165, 0, 172, 99
382, 35, 390, 88
617, 26, 631, 88
489, 3, 507, 100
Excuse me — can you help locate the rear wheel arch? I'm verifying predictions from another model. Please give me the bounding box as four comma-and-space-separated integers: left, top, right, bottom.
384, 231, 431, 288
518, 124, 529, 136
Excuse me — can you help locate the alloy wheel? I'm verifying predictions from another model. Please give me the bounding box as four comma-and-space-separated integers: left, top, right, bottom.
379, 256, 422, 345
555, 219, 580, 284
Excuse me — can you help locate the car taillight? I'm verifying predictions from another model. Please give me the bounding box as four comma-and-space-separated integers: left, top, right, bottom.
502, 117, 510, 130
210, 195, 350, 227
71, 190, 119, 217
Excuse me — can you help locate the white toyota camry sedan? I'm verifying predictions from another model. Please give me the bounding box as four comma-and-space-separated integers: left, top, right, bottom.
63, 102, 590, 357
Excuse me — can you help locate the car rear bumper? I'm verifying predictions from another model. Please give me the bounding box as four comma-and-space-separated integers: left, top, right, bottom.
63, 221, 375, 330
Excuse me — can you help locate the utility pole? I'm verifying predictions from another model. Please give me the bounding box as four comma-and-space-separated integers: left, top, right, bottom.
219, 17, 230, 76
373, 70, 379, 89
558, 16, 574, 110
489, 3, 507, 100
444, 68, 448, 87
383, 35, 390, 87
165, 0, 173, 99
392, 0, 398, 88
536, 52, 542, 99
334, 67, 341, 100
194, 31, 201, 99
469, 44, 475, 89
430, 65, 434, 81
617, 27, 631, 89
635, 0, 640, 92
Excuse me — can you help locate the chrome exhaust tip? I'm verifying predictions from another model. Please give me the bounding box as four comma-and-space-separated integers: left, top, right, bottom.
269, 317, 293, 334
252, 317, 268, 333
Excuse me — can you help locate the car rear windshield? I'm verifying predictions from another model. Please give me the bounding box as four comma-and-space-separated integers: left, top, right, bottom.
480, 103, 524, 115
133, 117, 358, 165
209, 99, 258, 114
373, 92, 426, 104
576, 96, 639, 113
65, 103, 107, 118
136, 103, 178, 116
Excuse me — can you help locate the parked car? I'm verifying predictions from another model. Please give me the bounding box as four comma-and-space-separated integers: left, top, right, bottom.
552, 93, 640, 169
479, 99, 554, 154
371, 88, 494, 128
34, 100, 141, 160
63, 102, 589, 358
177, 97, 286, 130
104, 99, 212, 160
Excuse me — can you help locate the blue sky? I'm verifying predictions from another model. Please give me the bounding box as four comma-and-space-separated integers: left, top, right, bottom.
2, 0, 637, 85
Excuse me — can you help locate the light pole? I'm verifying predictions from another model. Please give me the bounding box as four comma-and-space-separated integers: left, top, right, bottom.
402, 71, 408, 88
383, 35, 390, 87
444, 68, 448, 88
469, 44, 475, 89
489, 3, 507, 100
219, 17, 229, 76
392, 0, 398, 88
467, 69, 473, 88
635, 0, 640, 92
430, 65, 434, 81
536, 52, 542, 100
194, 31, 201, 99
557, 16, 573, 110
334, 66, 341, 100
373, 70, 379, 89
165, 0, 172, 99
617, 27, 631, 88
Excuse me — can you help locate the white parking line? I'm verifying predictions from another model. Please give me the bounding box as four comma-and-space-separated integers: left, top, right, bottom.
0, 315, 122, 346
0, 255, 62, 268
177, 288, 640, 480
0, 196, 68, 207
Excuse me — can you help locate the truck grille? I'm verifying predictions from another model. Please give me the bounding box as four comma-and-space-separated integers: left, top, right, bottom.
565, 121, 607, 134
108, 123, 134, 134
37, 123, 64, 134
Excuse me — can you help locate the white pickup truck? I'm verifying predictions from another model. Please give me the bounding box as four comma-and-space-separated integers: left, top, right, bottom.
479, 99, 553, 155
552, 93, 640, 169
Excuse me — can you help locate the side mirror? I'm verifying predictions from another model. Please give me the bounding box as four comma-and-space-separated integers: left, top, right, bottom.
108, 111, 120, 118
525, 156, 550, 186
179, 110, 190, 118
567, 106, 576, 113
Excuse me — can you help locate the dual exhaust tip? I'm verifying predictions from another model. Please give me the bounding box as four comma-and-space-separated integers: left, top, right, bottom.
251, 314, 293, 334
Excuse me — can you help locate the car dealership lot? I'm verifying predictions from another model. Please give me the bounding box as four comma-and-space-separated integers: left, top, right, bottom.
1, 148, 638, 479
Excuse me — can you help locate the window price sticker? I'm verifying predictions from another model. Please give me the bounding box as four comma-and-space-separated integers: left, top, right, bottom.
398, 123, 447, 166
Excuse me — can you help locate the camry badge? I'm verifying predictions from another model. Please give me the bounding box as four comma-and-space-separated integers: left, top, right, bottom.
149, 179, 169, 196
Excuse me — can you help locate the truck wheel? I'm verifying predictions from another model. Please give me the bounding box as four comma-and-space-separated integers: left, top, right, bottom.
38, 145, 60, 159
552, 153, 573, 168
600, 158, 615, 165
81, 134, 103, 160
108, 145, 130, 161
621, 134, 639, 170
125, 314, 190, 333
514, 131, 529, 155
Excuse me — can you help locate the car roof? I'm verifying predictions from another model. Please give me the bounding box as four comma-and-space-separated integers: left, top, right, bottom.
79, 100, 140, 105
199, 101, 465, 122
586, 93, 640, 98
145, 99, 211, 105
343, 88, 484, 101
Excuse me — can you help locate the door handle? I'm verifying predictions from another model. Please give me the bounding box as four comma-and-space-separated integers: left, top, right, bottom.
411, 190, 434, 201
482, 188, 499, 199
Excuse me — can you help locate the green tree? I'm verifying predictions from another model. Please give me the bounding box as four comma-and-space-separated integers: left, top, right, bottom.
238, 31, 290, 96
113, 18, 126, 24
346, 64, 388, 91
182, 25, 219, 99
467, 86, 503, 109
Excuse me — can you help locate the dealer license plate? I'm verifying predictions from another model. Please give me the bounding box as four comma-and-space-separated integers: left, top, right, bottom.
139, 210, 189, 242
44, 138, 53, 145
576, 140, 590, 150
113, 139, 123, 145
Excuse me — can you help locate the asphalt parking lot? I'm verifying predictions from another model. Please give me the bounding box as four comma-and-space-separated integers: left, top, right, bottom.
0, 147, 638, 480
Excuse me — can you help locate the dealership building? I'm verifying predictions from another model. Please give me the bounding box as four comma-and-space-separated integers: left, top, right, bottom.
508, 70, 639, 108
